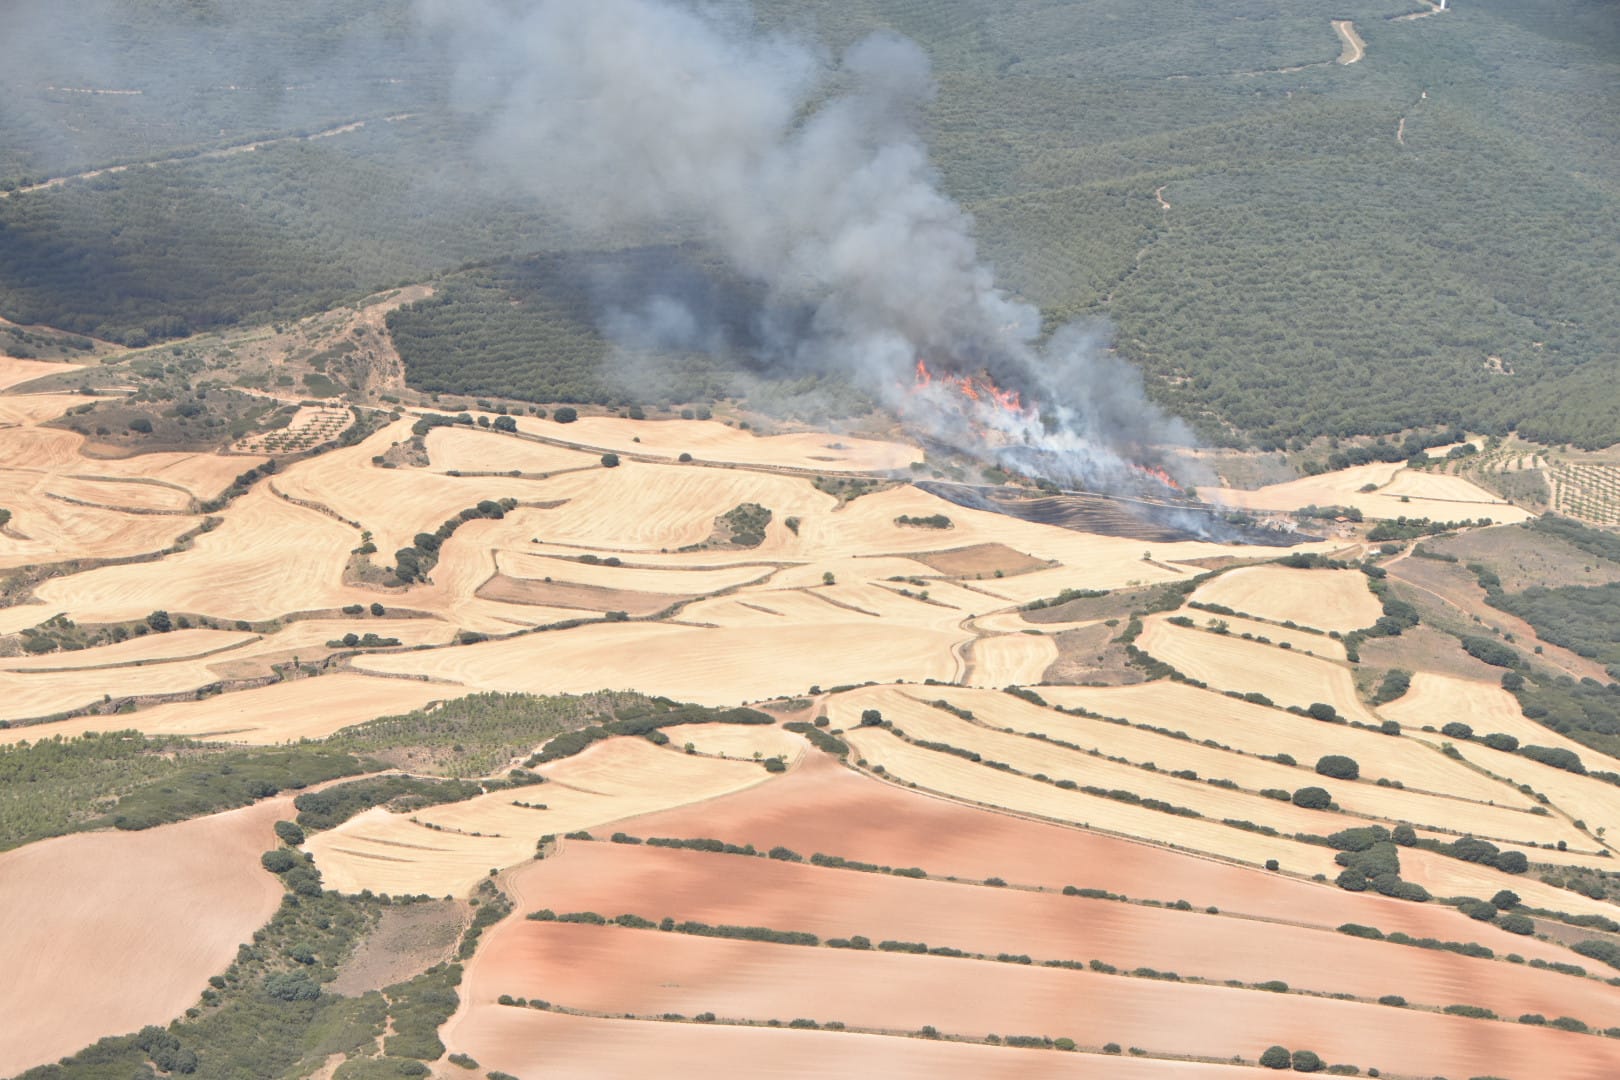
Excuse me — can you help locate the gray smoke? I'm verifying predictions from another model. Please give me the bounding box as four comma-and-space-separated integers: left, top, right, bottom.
420, 0, 1202, 495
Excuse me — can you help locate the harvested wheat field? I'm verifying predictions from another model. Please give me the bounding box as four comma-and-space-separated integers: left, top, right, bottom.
0, 650, 260, 722
831, 687, 1377, 837
1378, 468, 1532, 522
500, 842, 1620, 1025
304, 736, 772, 895
422, 425, 600, 474
1191, 565, 1381, 633
0, 797, 291, 1076
1383, 671, 1598, 759
31, 485, 374, 623
516, 459, 829, 554
470, 921, 1620, 1079
0, 484, 202, 569
519, 414, 918, 472
909, 685, 1577, 849
1135, 617, 1376, 722
1038, 682, 1525, 804
966, 632, 1058, 686
496, 548, 776, 594
0, 356, 80, 389
673, 722, 807, 762
1177, 610, 1347, 659
0, 627, 252, 670
272, 422, 547, 558
445, 1007, 1224, 1080
45, 473, 197, 512
353, 620, 961, 704
78, 450, 266, 502
1214, 461, 1531, 523
841, 726, 1341, 875
1397, 845, 1620, 919
0, 391, 88, 425
0, 673, 448, 747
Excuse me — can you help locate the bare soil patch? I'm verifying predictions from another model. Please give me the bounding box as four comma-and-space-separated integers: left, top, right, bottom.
1428, 525, 1620, 592
476, 574, 689, 616
501, 842, 1620, 1027
1357, 623, 1506, 683
1040, 621, 1143, 685
328, 899, 467, 997
1387, 555, 1610, 681
610, 754, 1565, 955
908, 542, 1053, 578
476, 922, 1620, 1080
448, 1008, 1207, 1079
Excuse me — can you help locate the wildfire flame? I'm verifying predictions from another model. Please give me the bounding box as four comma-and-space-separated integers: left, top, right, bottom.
912, 358, 1030, 417
908, 357, 1183, 495
1130, 462, 1182, 493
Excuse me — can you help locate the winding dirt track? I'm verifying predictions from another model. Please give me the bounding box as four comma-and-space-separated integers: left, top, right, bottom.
1332, 20, 1366, 65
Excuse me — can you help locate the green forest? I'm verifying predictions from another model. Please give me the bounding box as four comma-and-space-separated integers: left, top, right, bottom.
2, 0, 1617, 446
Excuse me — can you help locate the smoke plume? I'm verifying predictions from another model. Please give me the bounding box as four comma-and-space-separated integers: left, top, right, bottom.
421, 0, 1202, 495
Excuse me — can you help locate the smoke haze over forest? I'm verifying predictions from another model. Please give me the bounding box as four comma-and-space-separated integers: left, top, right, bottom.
420, 0, 1201, 491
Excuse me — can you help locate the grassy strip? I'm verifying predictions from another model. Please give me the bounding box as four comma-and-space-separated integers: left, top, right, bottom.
0, 731, 372, 850
293, 772, 543, 832
525, 702, 772, 766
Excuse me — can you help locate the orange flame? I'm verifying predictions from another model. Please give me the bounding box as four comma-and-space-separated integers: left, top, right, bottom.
1132, 463, 1181, 491
912, 358, 1029, 418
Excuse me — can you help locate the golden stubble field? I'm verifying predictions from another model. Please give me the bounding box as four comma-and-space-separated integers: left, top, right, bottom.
5, 366, 1620, 1078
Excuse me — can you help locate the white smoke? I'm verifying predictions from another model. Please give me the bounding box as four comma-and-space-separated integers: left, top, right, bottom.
420, 0, 1201, 494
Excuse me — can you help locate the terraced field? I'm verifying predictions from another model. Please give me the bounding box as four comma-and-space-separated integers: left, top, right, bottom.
4, 367, 1620, 1079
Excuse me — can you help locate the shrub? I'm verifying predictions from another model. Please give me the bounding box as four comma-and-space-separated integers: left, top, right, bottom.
263, 971, 321, 1001
1260, 1045, 1293, 1069
600, 453, 620, 467
1519, 745, 1585, 774
1315, 755, 1359, 780
1482, 732, 1519, 752
274, 820, 306, 846
1441, 722, 1474, 740
1572, 938, 1620, 971
1499, 914, 1535, 935
1378, 995, 1406, 1007
1291, 1049, 1324, 1073
1291, 786, 1331, 809
260, 849, 298, 874
553, 407, 578, 423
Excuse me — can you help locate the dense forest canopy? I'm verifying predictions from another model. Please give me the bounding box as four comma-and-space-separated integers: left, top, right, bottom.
1, 0, 1616, 447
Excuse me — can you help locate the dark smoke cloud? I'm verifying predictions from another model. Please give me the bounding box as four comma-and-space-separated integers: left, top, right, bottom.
420, 0, 1204, 495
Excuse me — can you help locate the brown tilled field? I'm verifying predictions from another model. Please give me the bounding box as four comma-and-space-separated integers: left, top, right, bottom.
0, 798, 290, 1076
